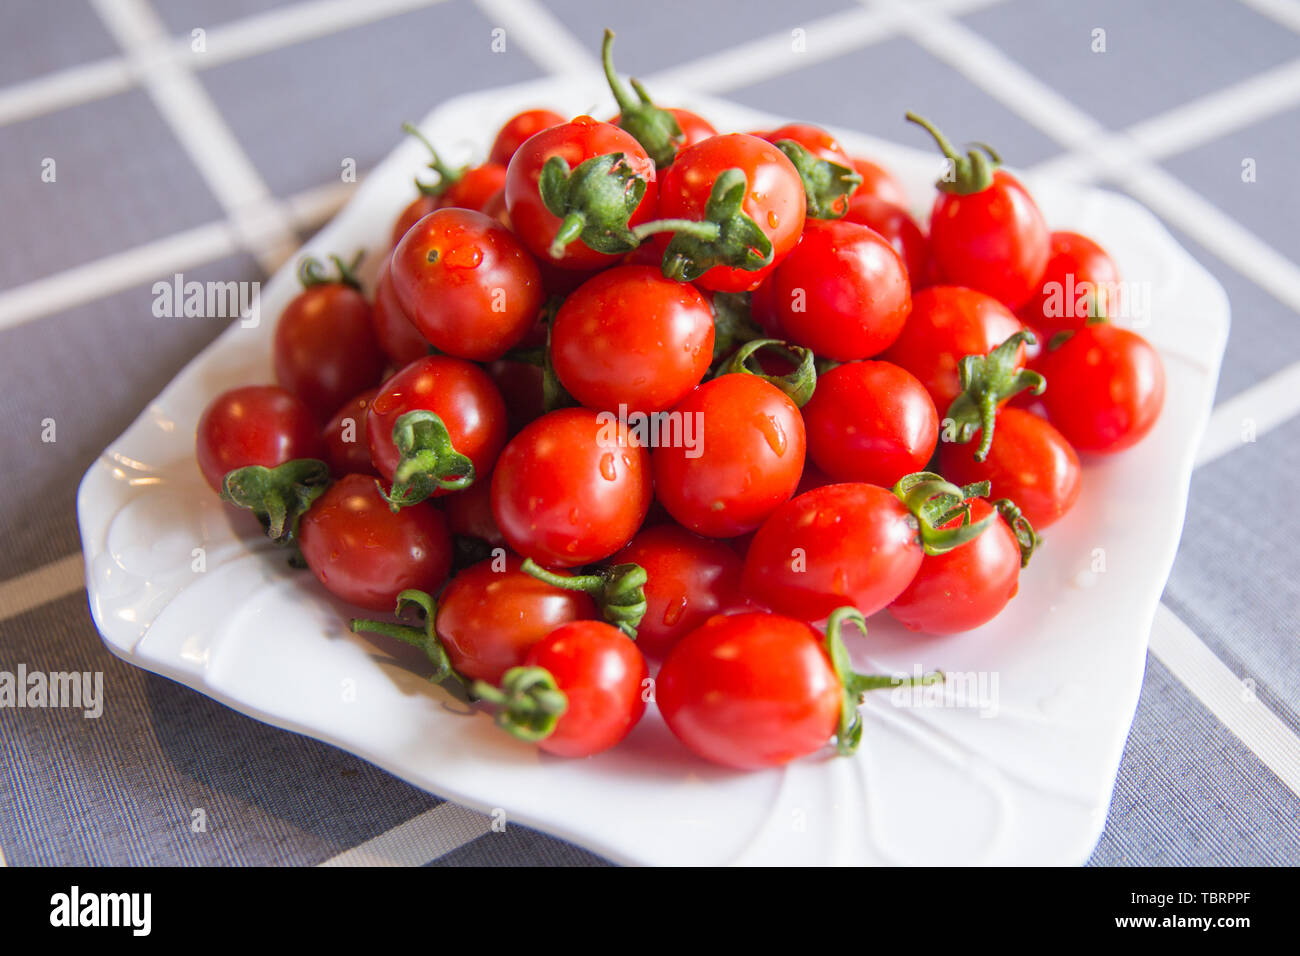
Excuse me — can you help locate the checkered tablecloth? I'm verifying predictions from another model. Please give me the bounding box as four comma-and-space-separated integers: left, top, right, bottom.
2, 0, 1298, 867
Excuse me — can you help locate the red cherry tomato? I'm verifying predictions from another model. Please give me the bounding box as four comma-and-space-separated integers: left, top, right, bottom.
657, 612, 841, 770
939, 408, 1081, 529
489, 108, 566, 167
273, 279, 384, 420
802, 361, 938, 486
654, 133, 805, 293
491, 407, 652, 567
763, 122, 854, 167
760, 218, 911, 361
880, 286, 1025, 413
844, 195, 929, 287
851, 156, 908, 207
321, 388, 378, 477
298, 474, 452, 612
609, 107, 718, 151
888, 498, 1022, 634
551, 265, 714, 413
438, 162, 507, 213
1036, 324, 1165, 453
372, 254, 431, 367
391, 207, 543, 362
611, 524, 745, 658
435, 554, 596, 683
522, 621, 648, 757
1018, 231, 1121, 335
196, 386, 325, 492
652, 375, 806, 538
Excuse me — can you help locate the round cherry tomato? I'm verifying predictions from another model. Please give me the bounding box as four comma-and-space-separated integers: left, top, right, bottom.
298, 474, 452, 612
491, 407, 652, 567
653, 133, 805, 293
521, 621, 648, 757
759, 218, 911, 361
438, 162, 507, 213
610, 107, 718, 154
611, 524, 745, 658
657, 612, 840, 770
551, 265, 714, 413
1036, 324, 1165, 453
372, 254, 431, 367
851, 156, 908, 207
196, 385, 324, 492
801, 361, 938, 486
322, 388, 378, 477
273, 278, 384, 419
391, 207, 543, 362
436, 554, 596, 683
764, 122, 854, 167
489, 108, 566, 166
844, 195, 929, 286
367, 355, 507, 502
939, 407, 1081, 529
888, 498, 1023, 634
880, 285, 1025, 413
1018, 231, 1121, 336
652, 375, 806, 538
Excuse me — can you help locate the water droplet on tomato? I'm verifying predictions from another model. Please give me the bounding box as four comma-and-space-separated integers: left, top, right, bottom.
443, 245, 483, 269
663, 596, 687, 626
767, 210, 779, 229
599, 453, 617, 481
757, 415, 787, 455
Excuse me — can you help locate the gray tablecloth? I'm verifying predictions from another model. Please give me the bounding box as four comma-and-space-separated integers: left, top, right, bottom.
1, 0, 1297, 866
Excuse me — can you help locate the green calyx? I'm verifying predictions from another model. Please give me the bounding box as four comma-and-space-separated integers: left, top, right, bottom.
538, 152, 648, 260
824, 607, 945, 756
772, 139, 860, 219
402, 121, 467, 198
905, 112, 1001, 195
945, 330, 1045, 462
709, 292, 762, 364
379, 410, 475, 510
719, 338, 817, 407
297, 250, 363, 291
1047, 313, 1110, 351
602, 29, 683, 168
221, 458, 332, 544
471, 667, 568, 743
350, 589, 467, 691
892, 471, 996, 556
995, 498, 1039, 568
520, 558, 647, 639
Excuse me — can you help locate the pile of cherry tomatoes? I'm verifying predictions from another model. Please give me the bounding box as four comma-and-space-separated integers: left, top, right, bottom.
194, 31, 1165, 771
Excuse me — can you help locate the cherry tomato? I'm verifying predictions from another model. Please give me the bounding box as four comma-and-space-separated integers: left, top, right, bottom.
844, 195, 929, 286
764, 122, 854, 167
888, 498, 1023, 634
521, 621, 648, 757
391, 207, 543, 362
611, 524, 745, 658
760, 218, 911, 361
438, 162, 507, 213
657, 612, 840, 770
298, 474, 452, 612
1018, 231, 1121, 335
1036, 324, 1165, 453
939, 408, 1080, 529
652, 375, 806, 538
802, 361, 938, 486
880, 285, 1025, 413
489, 108, 566, 166
491, 407, 652, 567
321, 388, 378, 477
851, 156, 908, 207
196, 385, 324, 492
435, 554, 596, 683
372, 253, 431, 367
273, 277, 385, 419
610, 107, 718, 152
551, 265, 714, 413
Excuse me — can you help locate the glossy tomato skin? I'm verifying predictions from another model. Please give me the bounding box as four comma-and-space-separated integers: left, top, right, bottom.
391, 207, 543, 362
524, 621, 648, 757
1018, 231, 1121, 336
322, 388, 378, 477
763, 123, 854, 166
366, 356, 507, 498
504, 116, 657, 271
880, 285, 1025, 413
742, 483, 924, 621
435, 554, 596, 683
939, 408, 1081, 529
888, 498, 1021, 634
654, 134, 805, 293
273, 283, 385, 420
1036, 324, 1165, 453
439, 163, 508, 213
657, 612, 840, 770
491, 407, 652, 567
372, 254, 431, 367
551, 265, 714, 414
489, 108, 566, 167
851, 156, 908, 208
802, 361, 938, 486
652, 375, 806, 538
928, 169, 1050, 311
764, 218, 911, 361
196, 385, 324, 492
611, 524, 745, 658
844, 195, 930, 287
298, 474, 452, 612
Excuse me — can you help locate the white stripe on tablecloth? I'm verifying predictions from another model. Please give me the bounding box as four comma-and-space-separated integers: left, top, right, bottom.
1195, 360, 1300, 467
318, 803, 493, 866
0, 554, 86, 624
471, 0, 600, 76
